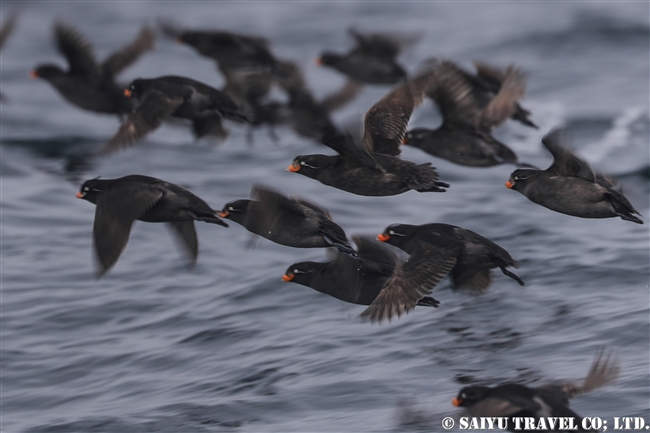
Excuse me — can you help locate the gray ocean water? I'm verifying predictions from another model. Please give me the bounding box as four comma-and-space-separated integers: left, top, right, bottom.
2, 2, 649, 432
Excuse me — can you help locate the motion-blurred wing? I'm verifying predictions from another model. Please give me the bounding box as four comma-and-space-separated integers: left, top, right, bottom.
542, 129, 596, 182
362, 67, 436, 156
54, 22, 100, 79
360, 243, 456, 323
93, 184, 163, 276
102, 25, 155, 77
167, 221, 198, 267
100, 90, 183, 154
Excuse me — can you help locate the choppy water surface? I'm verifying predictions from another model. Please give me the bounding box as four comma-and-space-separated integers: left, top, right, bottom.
2, 2, 649, 432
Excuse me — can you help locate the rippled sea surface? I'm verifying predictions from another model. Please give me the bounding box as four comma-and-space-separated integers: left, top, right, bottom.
2, 2, 649, 432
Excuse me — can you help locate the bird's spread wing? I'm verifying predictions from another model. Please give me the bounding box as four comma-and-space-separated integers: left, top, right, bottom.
542, 129, 596, 182
167, 221, 199, 267
360, 243, 456, 323
552, 349, 620, 400
102, 25, 155, 77
429, 61, 524, 131
100, 90, 183, 154
361, 68, 437, 156
479, 66, 525, 130
321, 127, 379, 169
349, 28, 399, 59
93, 184, 163, 276
54, 22, 100, 79
472, 61, 507, 90
249, 184, 300, 233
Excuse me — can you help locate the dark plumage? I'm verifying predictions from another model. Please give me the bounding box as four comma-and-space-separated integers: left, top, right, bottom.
218, 184, 356, 256
288, 67, 448, 196
362, 222, 524, 322
276, 60, 362, 142
100, 75, 250, 154
175, 28, 280, 75
467, 61, 537, 129
453, 350, 619, 432
221, 68, 288, 143
76, 175, 228, 277
506, 129, 643, 224
403, 126, 520, 168
283, 236, 440, 311
317, 28, 416, 85
31, 22, 154, 116
403, 61, 530, 167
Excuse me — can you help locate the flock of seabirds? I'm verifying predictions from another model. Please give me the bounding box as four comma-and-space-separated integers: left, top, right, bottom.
3, 12, 644, 431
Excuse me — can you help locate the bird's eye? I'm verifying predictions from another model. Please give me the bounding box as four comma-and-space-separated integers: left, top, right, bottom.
84, 187, 89, 191
229, 206, 234, 211
389, 230, 395, 235
300, 161, 306, 166
461, 392, 466, 399
293, 269, 299, 273
514, 176, 519, 181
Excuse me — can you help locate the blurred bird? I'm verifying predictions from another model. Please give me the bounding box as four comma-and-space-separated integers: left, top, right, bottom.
76, 175, 228, 277
219, 184, 356, 257
161, 21, 288, 144
506, 128, 643, 224
452, 349, 620, 432
221, 67, 288, 144
362, 222, 524, 323
31, 22, 154, 116
276, 59, 363, 142
403, 60, 533, 167
162, 21, 281, 76
288, 66, 448, 196
100, 75, 250, 154
316, 28, 418, 85
283, 236, 440, 317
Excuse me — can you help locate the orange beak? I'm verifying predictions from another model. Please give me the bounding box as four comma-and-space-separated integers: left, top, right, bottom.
402, 136, 409, 145
217, 211, 229, 218
76, 192, 84, 199
29, 70, 39, 79
124, 89, 132, 98
287, 162, 300, 172
452, 397, 462, 407
314, 57, 323, 66
377, 233, 390, 242
505, 180, 514, 189
282, 273, 294, 282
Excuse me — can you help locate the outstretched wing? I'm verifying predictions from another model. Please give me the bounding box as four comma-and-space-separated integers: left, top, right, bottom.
102, 25, 155, 77
167, 221, 198, 267
54, 22, 100, 79
93, 183, 163, 277
361, 68, 436, 156
99, 89, 183, 154
429, 61, 524, 132
248, 184, 304, 234
548, 349, 620, 400
542, 129, 596, 182
360, 243, 456, 323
